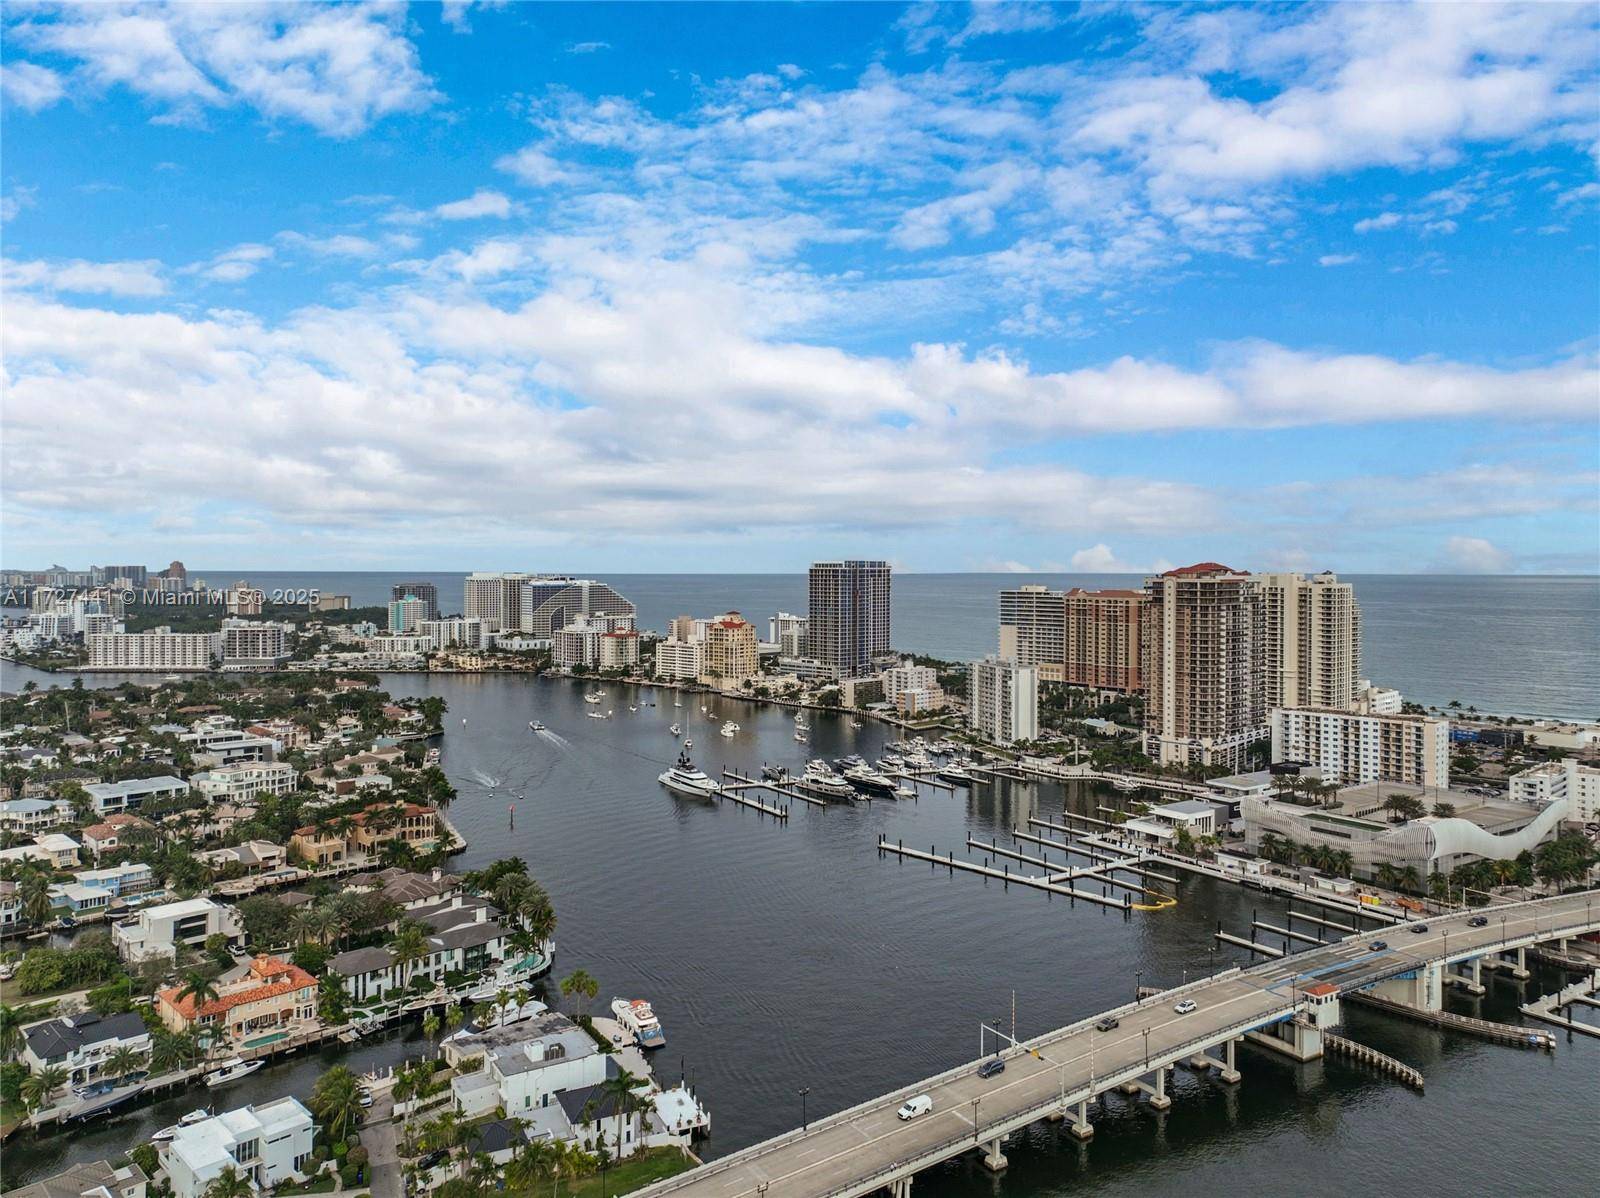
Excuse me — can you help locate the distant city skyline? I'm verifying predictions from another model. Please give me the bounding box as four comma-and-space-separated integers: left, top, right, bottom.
2, 2, 1596, 574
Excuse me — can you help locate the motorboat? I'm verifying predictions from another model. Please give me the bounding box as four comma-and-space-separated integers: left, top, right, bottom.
610, 997, 667, 1049
895, 785, 917, 799
794, 730, 809, 743
587, 710, 611, 719
1113, 776, 1141, 792
674, 697, 683, 707
585, 692, 605, 704
424, 747, 441, 766
938, 763, 974, 786
720, 721, 739, 738
844, 764, 897, 795
629, 705, 638, 712
465, 997, 548, 1032
153, 1110, 211, 1143
528, 720, 546, 731
798, 766, 856, 802
761, 763, 789, 782
658, 749, 721, 800
670, 724, 682, 736
684, 738, 694, 749
203, 1058, 263, 1088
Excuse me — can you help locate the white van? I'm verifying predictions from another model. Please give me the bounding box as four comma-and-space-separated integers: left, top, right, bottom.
897, 1094, 933, 1120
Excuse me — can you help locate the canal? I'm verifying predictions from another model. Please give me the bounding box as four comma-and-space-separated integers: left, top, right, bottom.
2, 671, 1593, 1194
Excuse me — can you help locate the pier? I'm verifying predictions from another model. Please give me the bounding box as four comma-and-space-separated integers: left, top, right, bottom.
633, 892, 1599, 1198
1520, 972, 1600, 1039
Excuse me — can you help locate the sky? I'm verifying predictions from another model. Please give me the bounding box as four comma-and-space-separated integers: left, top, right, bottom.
1, 1, 1597, 576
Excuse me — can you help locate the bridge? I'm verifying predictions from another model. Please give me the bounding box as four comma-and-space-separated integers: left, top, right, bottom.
638, 890, 1598, 1198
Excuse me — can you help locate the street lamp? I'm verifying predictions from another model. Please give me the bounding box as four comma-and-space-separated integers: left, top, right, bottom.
1142, 1026, 1150, 1067
1135, 970, 1143, 1004
798, 1086, 810, 1131
971, 1097, 981, 1143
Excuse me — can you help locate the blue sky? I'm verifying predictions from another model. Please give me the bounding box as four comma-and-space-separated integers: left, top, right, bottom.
2, 1, 1597, 575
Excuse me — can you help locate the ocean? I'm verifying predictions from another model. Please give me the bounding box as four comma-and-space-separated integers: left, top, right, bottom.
175, 571, 1598, 718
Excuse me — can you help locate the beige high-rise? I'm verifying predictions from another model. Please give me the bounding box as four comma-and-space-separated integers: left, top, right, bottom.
701, 612, 759, 685
1141, 563, 1266, 771
1253, 571, 1361, 711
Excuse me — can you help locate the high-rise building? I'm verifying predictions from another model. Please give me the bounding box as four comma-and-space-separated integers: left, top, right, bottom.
97, 565, 148, 587
387, 596, 428, 634
391, 582, 440, 621
769, 612, 808, 656
998, 586, 1065, 682
87, 629, 220, 671
1063, 588, 1145, 692
701, 613, 759, 686
221, 619, 290, 666
463, 572, 533, 632
552, 614, 635, 668
1252, 572, 1362, 711
226, 581, 263, 617
1141, 563, 1266, 772
1270, 707, 1449, 789
969, 656, 1038, 745
653, 638, 702, 681
806, 560, 891, 679
463, 573, 635, 636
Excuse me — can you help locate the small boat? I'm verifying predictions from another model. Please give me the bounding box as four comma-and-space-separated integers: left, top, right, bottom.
938, 764, 974, 786
895, 785, 917, 799
528, 720, 546, 731
153, 1110, 211, 1143
659, 749, 721, 800
851, 720, 863, 729
794, 731, 808, 743
585, 692, 605, 704
674, 697, 683, 707
462, 717, 467, 726
629, 705, 638, 712
587, 711, 610, 720
670, 724, 682, 736
424, 748, 441, 765
700, 705, 707, 713
204, 1058, 263, 1088
610, 998, 667, 1049
684, 738, 694, 749
720, 721, 738, 738
761, 763, 789, 782
1112, 776, 1140, 792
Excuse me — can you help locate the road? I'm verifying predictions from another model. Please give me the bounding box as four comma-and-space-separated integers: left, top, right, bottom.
638, 891, 1598, 1198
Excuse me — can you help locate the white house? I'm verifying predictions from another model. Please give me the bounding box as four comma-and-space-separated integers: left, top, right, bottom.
0, 832, 82, 869
112, 896, 241, 963
163, 1098, 315, 1198
448, 1013, 608, 1119
0, 798, 65, 834
190, 762, 297, 804
329, 895, 512, 1003
82, 776, 190, 816
21, 1011, 152, 1086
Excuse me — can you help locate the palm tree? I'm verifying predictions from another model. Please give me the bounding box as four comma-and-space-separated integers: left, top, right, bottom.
176, 971, 222, 1011
0, 1005, 23, 1062
602, 1067, 645, 1160
150, 1029, 203, 1074
390, 922, 431, 991
560, 969, 598, 1020
202, 1165, 253, 1198
289, 906, 323, 945
103, 1045, 147, 1083
493, 987, 514, 1027
422, 1010, 441, 1048
21, 1064, 67, 1111
19, 870, 53, 927
310, 1064, 364, 1144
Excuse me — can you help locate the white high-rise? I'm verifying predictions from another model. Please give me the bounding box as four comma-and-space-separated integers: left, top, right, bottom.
968, 656, 1038, 745
1253, 571, 1362, 711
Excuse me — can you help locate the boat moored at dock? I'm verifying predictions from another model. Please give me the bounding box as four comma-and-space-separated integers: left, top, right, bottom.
659, 749, 722, 800
610, 997, 667, 1048
203, 1057, 263, 1088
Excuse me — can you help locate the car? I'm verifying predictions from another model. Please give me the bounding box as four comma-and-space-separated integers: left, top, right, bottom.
977, 1057, 1005, 1079
358, 1091, 374, 1107
1369, 940, 1389, 952
1410, 923, 1429, 933
1094, 1016, 1120, 1032
897, 1095, 934, 1120
418, 1151, 448, 1171
1467, 915, 1488, 927
1174, 999, 1197, 1015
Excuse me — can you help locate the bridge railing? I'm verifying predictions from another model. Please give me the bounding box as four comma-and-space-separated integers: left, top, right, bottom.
633, 967, 1245, 1196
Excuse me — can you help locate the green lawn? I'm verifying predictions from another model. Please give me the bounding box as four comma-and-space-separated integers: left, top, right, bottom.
554, 1150, 695, 1198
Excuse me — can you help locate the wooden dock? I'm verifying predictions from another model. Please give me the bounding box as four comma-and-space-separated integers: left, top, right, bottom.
723, 770, 817, 808
877, 837, 1132, 910
1215, 929, 1285, 957
1521, 974, 1600, 1039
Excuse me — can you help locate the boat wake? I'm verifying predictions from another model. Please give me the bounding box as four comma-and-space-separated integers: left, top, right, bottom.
471, 768, 502, 789
536, 729, 573, 751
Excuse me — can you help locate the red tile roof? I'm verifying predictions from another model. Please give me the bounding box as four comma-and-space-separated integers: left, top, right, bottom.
159, 955, 317, 1021
1162, 562, 1239, 577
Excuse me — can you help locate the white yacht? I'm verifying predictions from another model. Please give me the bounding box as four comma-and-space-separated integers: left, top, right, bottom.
203, 1058, 263, 1088
684, 738, 694, 749
799, 766, 856, 802
585, 692, 605, 704
659, 749, 721, 800
1113, 776, 1141, 792
610, 998, 667, 1049
587, 710, 610, 720
153, 1109, 211, 1142
794, 730, 809, 743
938, 762, 974, 786
844, 764, 897, 795
674, 696, 683, 707
670, 723, 682, 737
528, 720, 545, 731
720, 721, 739, 738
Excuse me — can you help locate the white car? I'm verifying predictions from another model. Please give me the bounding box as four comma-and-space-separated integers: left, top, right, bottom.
1174, 999, 1197, 1015
897, 1095, 933, 1120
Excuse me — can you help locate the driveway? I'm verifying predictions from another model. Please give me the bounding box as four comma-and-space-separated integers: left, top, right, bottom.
364, 1092, 402, 1198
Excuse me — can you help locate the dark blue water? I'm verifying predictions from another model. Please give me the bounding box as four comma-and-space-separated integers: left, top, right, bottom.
172, 571, 1599, 718
3, 674, 1593, 1195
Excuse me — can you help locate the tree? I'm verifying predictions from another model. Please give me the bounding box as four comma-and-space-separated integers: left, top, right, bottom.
311, 1064, 365, 1144
1381, 793, 1426, 823
176, 971, 221, 1011
560, 969, 598, 1019
423, 1010, 441, 1049
0, 1005, 23, 1062
202, 1165, 253, 1198
150, 1028, 204, 1074
21, 1064, 67, 1111
390, 922, 431, 991
602, 1067, 645, 1159
103, 1044, 147, 1082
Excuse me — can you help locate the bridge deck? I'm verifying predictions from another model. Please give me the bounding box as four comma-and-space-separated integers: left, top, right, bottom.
637, 891, 1598, 1198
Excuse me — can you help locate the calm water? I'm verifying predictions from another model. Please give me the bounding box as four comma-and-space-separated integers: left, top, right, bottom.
4, 673, 1593, 1194
102, 571, 1600, 718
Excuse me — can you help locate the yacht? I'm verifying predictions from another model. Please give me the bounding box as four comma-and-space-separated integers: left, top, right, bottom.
844, 764, 897, 795
587, 710, 610, 720
424, 747, 441, 766
674, 696, 683, 707
799, 766, 857, 802
850, 720, 864, 729
761, 763, 790, 782
528, 720, 546, 732
894, 784, 918, 799
793, 730, 809, 743
203, 1058, 263, 1088
720, 721, 739, 738
153, 1109, 211, 1143
585, 692, 605, 704
670, 723, 682, 737
658, 749, 721, 800
610, 998, 667, 1049
937, 762, 974, 786
839, 754, 867, 770
1113, 776, 1141, 792
465, 997, 548, 1032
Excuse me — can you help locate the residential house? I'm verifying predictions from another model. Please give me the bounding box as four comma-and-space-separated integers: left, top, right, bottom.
190, 762, 297, 804
113, 896, 242, 963
0, 833, 83, 870
80, 814, 153, 861
156, 955, 319, 1047
0, 798, 65, 834
49, 863, 159, 916
163, 1098, 315, 1198
21, 1011, 152, 1086
0, 1159, 148, 1198
329, 894, 511, 1003
82, 776, 190, 816
448, 1013, 609, 1119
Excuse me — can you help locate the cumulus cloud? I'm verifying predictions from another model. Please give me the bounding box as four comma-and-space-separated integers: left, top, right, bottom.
1354, 211, 1403, 233
3, 257, 166, 297
434, 189, 514, 220
5, 2, 437, 136
185, 242, 275, 283
1318, 253, 1357, 266
1440, 535, 1515, 573
1, 61, 65, 110
1068, 544, 1174, 574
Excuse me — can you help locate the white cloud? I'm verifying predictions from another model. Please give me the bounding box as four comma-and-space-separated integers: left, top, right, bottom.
1, 61, 65, 111
276, 231, 383, 258
185, 242, 275, 283
495, 145, 582, 187
1353, 211, 1403, 233
1318, 253, 1357, 266
1440, 535, 1514, 573
7, 2, 437, 137
434, 189, 514, 220
1, 186, 38, 222
3, 257, 166, 297
1068, 544, 1174, 574
441, 1, 506, 34
567, 41, 611, 55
